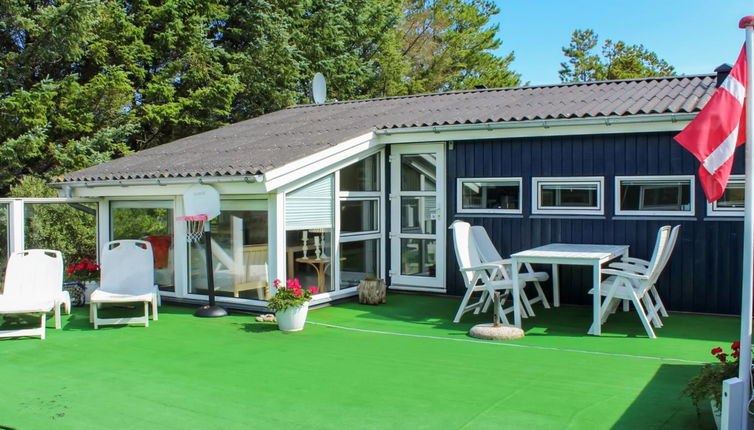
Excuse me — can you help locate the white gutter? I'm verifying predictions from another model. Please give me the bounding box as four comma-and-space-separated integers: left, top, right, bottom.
51, 174, 264, 188
374, 113, 697, 136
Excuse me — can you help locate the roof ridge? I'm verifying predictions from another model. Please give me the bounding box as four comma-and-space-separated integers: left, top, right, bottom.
286, 73, 716, 110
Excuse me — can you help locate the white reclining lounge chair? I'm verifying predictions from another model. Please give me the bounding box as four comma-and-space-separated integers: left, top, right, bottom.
0, 249, 65, 339
609, 225, 679, 318
471, 225, 552, 316
590, 226, 671, 338
90, 240, 160, 329
449, 221, 526, 324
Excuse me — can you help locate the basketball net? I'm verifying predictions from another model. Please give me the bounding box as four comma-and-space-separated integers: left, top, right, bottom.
177, 215, 208, 243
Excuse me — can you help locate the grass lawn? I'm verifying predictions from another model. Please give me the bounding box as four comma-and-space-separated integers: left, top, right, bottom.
0, 293, 736, 429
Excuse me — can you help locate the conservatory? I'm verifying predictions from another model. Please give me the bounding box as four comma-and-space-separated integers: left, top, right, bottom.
13, 146, 390, 310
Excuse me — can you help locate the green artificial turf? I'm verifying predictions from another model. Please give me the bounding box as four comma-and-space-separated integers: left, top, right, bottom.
0, 294, 737, 429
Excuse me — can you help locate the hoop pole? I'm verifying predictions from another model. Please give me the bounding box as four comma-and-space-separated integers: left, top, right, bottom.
203, 222, 217, 307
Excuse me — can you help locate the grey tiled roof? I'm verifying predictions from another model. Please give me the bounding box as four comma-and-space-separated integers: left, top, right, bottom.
60, 74, 716, 183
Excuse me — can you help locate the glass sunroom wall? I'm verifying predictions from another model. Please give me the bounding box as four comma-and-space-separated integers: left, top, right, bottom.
285, 175, 334, 293
189, 200, 269, 300
339, 153, 381, 289
111, 201, 175, 292
25, 202, 98, 271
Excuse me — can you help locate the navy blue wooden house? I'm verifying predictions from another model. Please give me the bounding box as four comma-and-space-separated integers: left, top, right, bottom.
54, 70, 742, 315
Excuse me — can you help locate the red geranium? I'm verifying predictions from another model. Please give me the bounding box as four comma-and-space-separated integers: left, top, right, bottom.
711, 347, 723, 355
732, 341, 741, 350
66, 258, 100, 282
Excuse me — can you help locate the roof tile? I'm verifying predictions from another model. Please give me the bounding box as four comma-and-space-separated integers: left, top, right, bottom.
62, 74, 717, 183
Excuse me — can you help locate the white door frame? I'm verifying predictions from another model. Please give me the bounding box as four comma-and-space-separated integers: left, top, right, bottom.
389, 143, 446, 291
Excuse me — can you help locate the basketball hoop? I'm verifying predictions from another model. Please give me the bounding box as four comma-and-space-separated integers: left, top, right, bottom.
177, 215, 208, 243
177, 184, 226, 318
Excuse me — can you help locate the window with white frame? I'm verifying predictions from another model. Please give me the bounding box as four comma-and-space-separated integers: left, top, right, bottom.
709, 175, 744, 216
339, 153, 382, 289
457, 178, 522, 214
615, 176, 694, 216
532, 177, 604, 215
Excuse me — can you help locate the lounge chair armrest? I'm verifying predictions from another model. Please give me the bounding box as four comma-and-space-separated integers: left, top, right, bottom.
460, 263, 507, 272
484, 258, 513, 266
608, 262, 648, 274
601, 268, 649, 281
624, 257, 650, 267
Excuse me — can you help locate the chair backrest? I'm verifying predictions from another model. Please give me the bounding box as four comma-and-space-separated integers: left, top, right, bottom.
235, 245, 268, 286
2, 249, 63, 299
471, 226, 503, 263
654, 225, 680, 274
644, 226, 672, 284
449, 220, 483, 286
100, 240, 155, 295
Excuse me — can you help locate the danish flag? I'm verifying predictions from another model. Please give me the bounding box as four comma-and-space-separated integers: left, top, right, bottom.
675, 45, 748, 202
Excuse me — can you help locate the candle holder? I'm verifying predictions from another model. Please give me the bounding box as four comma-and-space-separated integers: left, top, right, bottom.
320, 236, 328, 259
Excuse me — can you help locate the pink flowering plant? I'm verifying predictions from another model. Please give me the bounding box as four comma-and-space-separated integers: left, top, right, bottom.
683, 341, 744, 412
267, 278, 318, 312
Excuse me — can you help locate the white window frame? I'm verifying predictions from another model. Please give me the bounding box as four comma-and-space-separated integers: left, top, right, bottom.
456, 177, 522, 214
339, 197, 380, 237
615, 175, 695, 217
338, 152, 383, 291
708, 175, 744, 217
532, 177, 604, 215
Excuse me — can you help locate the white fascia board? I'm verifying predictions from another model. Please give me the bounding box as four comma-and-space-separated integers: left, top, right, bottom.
263, 131, 377, 191
65, 181, 267, 198
375, 113, 695, 145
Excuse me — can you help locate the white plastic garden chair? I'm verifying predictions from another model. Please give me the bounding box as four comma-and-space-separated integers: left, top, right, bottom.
471, 225, 552, 317
589, 226, 671, 338
608, 225, 679, 318
449, 221, 526, 324
0, 249, 64, 339
90, 240, 160, 329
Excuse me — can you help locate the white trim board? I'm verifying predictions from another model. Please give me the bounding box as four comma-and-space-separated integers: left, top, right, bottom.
532, 176, 605, 216
264, 132, 378, 191
614, 175, 696, 217
375, 114, 694, 144
707, 175, 744, 217
456, 177, 522, 215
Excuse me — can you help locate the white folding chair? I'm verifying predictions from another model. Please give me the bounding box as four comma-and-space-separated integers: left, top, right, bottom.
90, 240, 160, 329
609, 225, 679, 318
591, 226, 671, 338
0, 249, 64, 339
471, 226, 552, 316
449, 221, 526, 324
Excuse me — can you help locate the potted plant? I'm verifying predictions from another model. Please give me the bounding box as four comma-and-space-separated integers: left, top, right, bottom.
267, 278, 317, 332
683, 341, 742, 428
65, 258, 100, 305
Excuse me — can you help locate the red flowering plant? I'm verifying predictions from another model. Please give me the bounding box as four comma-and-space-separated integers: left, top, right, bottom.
683, 341, 745, 412
266, 278, 318, 312
65, 258, 100, 282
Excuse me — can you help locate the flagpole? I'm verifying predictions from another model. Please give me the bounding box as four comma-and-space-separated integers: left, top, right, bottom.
739, 15, 754, 429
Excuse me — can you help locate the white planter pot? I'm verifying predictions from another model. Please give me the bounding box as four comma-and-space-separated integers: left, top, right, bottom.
711, 400, 721, 430
275, 302, 309, 332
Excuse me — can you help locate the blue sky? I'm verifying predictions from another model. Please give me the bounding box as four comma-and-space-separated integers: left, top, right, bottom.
490, 1, 752, 85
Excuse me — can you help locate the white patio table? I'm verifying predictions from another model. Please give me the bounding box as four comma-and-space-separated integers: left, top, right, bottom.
510, 243, 629, 336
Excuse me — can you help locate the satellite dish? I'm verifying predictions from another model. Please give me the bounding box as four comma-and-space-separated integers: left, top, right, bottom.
311, 72, 326, 104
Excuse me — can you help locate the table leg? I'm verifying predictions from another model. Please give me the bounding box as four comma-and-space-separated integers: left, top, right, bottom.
512, 260, 522, 328
591, 261, 602, 336
551, 264, 560, 307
